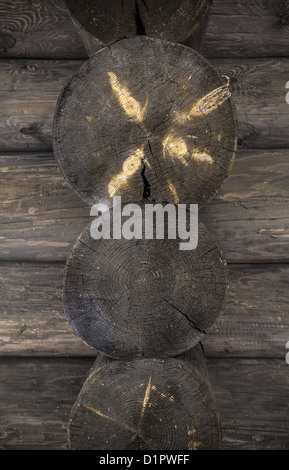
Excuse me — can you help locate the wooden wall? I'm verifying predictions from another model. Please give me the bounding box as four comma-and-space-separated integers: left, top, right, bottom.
0, 0, 289, 450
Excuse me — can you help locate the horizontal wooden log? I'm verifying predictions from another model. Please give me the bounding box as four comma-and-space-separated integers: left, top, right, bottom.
0, 0, 87, 59
0, 0, 288, 60
0, 57, 288, 152
1, 148, 289, 263
0, 59, 82, 152
0, 262, 288, 358
203, 0, 289, 59
0, 357, 288, 449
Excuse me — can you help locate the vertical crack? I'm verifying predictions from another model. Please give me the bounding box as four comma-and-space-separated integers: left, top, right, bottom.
141, 158, 151, 200
135, 1, 146, 35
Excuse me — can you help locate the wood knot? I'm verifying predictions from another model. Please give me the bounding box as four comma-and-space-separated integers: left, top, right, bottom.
20, 124, 40, 138
23, 63, 39, 72
0, 33, 16, 52
280, 13, 289, 25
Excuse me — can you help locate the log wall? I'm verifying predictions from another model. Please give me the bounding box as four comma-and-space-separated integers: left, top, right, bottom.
1, 0, 289, 450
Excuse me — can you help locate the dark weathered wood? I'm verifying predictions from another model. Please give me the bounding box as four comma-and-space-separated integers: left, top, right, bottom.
1, 262, 288, 358
54, 37, 237, 208
203, 264, 289, 358
65, 0, 212, 54
203, 0, 289, 59
0, 0, 288, 60
0, 357, 288, 450
0, 357, 90, 450
208, 358, 289, 450
64, 219, 228, 358
212, 58, 289, 149
1, 57, 288, 152
1, 149, 289, 263
68, 345, 221, 450
0, 0, 87, 59
0, 59, 82, 152
0, 261, 92, 356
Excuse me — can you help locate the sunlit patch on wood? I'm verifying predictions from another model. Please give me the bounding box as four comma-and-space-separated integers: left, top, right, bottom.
163, 134, 189, 165
167, 177, 180, 204
107, 71, 148, 123
82, 403, 117, 423
141, 376, 152, 418
175, 75, 231, 123
192, 151, 214, 164
188, 440, 202, 450
85, 115, 95, 123
188, 425, 197, 436
108, 147, 144, 197
182, 72, 194, 90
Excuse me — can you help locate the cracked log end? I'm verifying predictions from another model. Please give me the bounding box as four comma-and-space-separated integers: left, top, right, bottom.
63, 217, 228, 358
65, 0, 212, 52
53, 36, 237, 209
68, 345, 221, 450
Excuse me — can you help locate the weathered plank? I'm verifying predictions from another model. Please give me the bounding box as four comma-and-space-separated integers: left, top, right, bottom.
203, 264, 289, 358
0, 58, 288, 152
65, 0, 212, 54
0, 0, 288, 60
0, 0, 87, 59
0, 59, 82, 151
212, 58, 289, 149
201, 148, 289, 262
1, 148, 289, 263
0, 357, 288, 449
204, 0, 289, 59
0, 262, 288, 358
207, 358, 289, 450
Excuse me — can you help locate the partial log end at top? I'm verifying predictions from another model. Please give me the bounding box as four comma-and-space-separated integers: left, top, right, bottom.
65, 0, 213, 47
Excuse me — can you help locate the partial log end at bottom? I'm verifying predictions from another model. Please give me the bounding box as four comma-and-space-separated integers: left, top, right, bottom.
68, 349, 221, 450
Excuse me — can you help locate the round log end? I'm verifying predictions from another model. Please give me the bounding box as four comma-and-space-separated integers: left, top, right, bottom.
53, 36, 237, 208
64, 218, 228, 359
68, 353, 221, 450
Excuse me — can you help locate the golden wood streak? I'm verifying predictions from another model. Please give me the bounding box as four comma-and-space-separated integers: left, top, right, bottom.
108, 71, 147, 123
141, 376, 152, 418
167, 178, 179, 204
176, 76, 231, 123
108, 147, 144, 197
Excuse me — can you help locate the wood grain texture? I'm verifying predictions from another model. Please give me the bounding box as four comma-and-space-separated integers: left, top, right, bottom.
63, 220, 228, 358
1, 57, 288, 152
1, 149, 289, 263
0, 262, 288, 358
212, 58, 289, 149
207, 357, 289, 450
53, 36, 237, 208
65, 0, 212, 53
0, 59, 82, 151
203, 0, 289, 58
68, 347, 221, 450
0, 0, 288, 60
0, 357, 288, 450
0, 0, 87, 59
